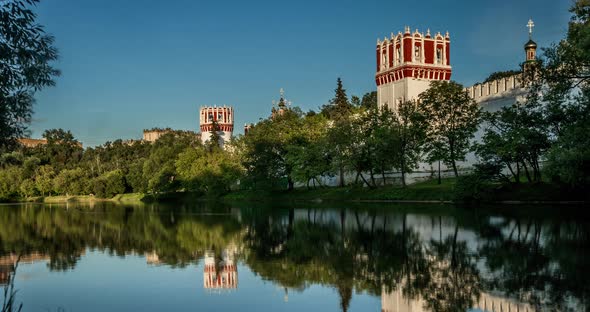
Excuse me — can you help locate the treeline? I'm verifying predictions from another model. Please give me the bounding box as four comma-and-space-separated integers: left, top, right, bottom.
0, 129, 241, 201
0, 1, 588, 201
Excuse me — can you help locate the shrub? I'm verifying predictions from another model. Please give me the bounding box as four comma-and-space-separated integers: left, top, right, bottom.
92, 170, 125, 198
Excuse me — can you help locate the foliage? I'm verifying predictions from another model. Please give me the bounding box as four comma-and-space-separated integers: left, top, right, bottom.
0, 0, 60, 151
239, 108, 305, 190
0, 166, 22, 201
321, 78, 353, 119
92, 169, 125, 198
360, 91, 377, 109
540, 0, 590, 189
481, 69, 521, 84
176, 146, 243, 194
476, 93, 550, 183
453, 172, 489, 203
34, 165, 54, 196
392, 101, 428, 186
420, 81, 481, 177
53, 168, 88, 195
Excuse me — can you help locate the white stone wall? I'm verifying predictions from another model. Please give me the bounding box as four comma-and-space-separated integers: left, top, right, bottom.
465, 74, 525, 105
378, 78, 433, 111
200, 130, 232, 148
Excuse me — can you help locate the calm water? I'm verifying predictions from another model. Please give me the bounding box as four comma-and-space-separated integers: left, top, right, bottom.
0, 202, 588, 312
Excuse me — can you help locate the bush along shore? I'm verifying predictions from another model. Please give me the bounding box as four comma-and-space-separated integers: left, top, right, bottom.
12, 178, 588, 206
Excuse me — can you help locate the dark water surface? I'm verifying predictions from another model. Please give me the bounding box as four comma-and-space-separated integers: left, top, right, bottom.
0, 202, 588, 312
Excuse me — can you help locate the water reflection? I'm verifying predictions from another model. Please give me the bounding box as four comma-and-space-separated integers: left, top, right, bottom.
0, 202, 588, 311
204, 248, 238, 290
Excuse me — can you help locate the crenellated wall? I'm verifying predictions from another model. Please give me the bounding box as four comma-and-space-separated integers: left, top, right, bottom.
465, 74, 525, 104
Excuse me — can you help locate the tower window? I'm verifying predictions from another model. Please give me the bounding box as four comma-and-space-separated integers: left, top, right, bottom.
414, 45, 421, 61
397, 48, 401, 64
436, 48, 442, 64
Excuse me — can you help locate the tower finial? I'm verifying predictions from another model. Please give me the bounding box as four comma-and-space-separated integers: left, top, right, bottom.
527, 19, 535, 39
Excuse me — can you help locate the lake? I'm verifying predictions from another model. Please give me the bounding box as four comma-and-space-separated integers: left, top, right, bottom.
0, 201, 588, 311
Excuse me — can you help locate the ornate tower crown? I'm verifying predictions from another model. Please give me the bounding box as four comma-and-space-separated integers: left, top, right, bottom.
375, 27, 451, 86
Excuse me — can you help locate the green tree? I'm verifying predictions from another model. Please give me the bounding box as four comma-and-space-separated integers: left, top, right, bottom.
392, 101, 428, 187
360, 91, 377, 109
0, 166, 22, 201
176, 146, 242, 194
420, 81, 481, 177
476, 96, 549, 183
285, 114, 332, 188
321, 78, 353, 119
34, 165, 55, 196
240, 108, 304, 190
326, 114, 355, 187
41, 128, 83, 169
19, 178, 37, 198
207, 119, 223, 151
0, 0, 60, 151
53, 168, 87, 195
541, 0, 590, 188
92, 169, 125, 198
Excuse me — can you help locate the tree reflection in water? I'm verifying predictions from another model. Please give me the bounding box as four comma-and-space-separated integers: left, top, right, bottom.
0, 203, 588, 311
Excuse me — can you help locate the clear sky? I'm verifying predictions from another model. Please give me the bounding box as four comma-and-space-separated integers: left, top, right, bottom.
30, 0, 571, 146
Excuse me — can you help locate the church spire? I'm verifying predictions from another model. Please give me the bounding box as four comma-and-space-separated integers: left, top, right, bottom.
527, 18, 535, 40
524, 18, 537, 62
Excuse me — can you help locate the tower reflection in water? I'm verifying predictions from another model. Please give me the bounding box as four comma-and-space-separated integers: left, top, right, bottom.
203, 247, 238, 291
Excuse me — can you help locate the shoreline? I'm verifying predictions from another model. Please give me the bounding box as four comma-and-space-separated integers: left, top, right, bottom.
2, 178, 588, 206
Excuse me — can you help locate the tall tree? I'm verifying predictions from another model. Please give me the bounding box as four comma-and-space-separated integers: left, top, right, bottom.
420, 81, 481, 177
322, 78, 353, 119
392, 101, 428, 187
0, 0, 60, 151
41, 128, 83, 169
360, 91, 377, 109
542, 0, 590, 187
207, 119, 222, 151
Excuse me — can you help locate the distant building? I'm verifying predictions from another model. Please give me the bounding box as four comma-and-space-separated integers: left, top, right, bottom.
0, 252, 51, 286
18, 138, 48, 148
142, 128, 172, 142
199, 106, 234, 148
18, 138, 83, 148
271, 88, 290, 119
141, 128, 200, 143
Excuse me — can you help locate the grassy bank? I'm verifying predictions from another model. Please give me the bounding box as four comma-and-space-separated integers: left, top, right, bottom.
224, 179, 456, 203
223, 178, 588, 204
6, 178, 586, 205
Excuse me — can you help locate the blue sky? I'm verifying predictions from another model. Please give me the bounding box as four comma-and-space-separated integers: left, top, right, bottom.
31, 0, 571, 146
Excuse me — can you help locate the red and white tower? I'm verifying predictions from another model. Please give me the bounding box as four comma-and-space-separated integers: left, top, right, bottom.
199, 105, 234, 148
203, 249, 238, 290
376, 27, 452, 110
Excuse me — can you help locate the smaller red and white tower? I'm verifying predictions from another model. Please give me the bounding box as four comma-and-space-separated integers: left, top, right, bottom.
199, 105, 234, 148
376, 27, 452, 111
